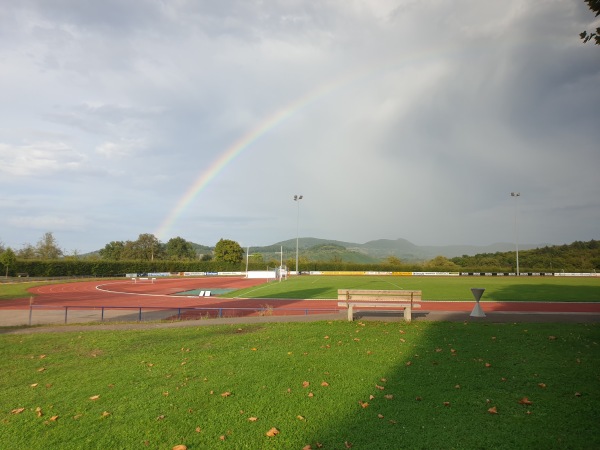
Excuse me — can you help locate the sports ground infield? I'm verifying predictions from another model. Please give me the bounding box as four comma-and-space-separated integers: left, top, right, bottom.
1, 276, 599, 328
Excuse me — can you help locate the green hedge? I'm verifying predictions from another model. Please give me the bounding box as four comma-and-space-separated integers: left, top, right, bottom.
10, 260, 247, 277
6, 259, 559, 278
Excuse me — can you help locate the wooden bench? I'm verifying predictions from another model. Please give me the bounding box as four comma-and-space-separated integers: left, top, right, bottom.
337, 289, 422, 322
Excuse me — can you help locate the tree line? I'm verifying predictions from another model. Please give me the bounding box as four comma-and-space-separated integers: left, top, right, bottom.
1, 233, 598, 277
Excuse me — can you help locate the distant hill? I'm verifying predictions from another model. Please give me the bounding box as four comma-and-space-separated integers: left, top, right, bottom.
81, 237, 543, 263
252, 237, 542, 263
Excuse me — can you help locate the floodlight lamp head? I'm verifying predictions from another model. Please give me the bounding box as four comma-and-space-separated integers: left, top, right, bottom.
511, 192, 520, 197
293, 195, 303, 201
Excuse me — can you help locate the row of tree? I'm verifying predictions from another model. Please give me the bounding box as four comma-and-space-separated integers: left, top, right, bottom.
449, 240, 600, 272
1, 233, 599, 277
0, 233, 247, 276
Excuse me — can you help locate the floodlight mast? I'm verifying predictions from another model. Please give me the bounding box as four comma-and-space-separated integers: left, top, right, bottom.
511, 192, 521, 276
293, 195, 303, 275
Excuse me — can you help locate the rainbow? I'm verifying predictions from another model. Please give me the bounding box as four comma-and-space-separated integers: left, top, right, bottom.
154, 73, 361, 241
154, 49, 453, 241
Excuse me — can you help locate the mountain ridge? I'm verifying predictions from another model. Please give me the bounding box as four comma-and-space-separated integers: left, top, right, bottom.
259, 237, 542, 262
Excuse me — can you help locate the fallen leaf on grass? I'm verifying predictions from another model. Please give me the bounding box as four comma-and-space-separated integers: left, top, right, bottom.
485, 363, 492, 368
248, 417, 258, 422
37, 367, 45, 372
49, 415, 59, 421
266, 427, 279, 437
488, 406, 498, 414
297, 415, 305, 421
384, 394, 394, 400
538, 383, 547, 389
89, 395, 100, 401
405, 361, 412, 366
548, 336, 557, 340
101, 411, 111, 417
359, 401, 369, 408
518, 397, 533, 405
36, 407, 43, 417
375, 385, 385, 390
221, 391, 231, 397
11, 408, 25, 415
30, 383, 38, 388
377, 414, 384, 419
219, 436, 226, 441
321, 381, 329, 387
308, 392, 314, 398
575, 392, 582, 397
302, 381, 310, 388
172, 446, 187, 450
443, 402, 451, 407
345, 441, 353, 448
195, 427, 201, 433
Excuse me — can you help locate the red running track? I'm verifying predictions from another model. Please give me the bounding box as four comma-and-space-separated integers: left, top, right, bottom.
1, 278, 600, 314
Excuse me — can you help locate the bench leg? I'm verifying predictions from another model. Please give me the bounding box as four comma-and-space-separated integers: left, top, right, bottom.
347, 304, 353, 321
404, 306, 412, 322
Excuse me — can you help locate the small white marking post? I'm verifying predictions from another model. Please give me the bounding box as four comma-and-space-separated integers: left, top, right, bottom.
470, 288, 486, 318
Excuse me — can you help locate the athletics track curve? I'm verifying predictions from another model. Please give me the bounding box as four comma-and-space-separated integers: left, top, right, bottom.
1, 277, 600, 315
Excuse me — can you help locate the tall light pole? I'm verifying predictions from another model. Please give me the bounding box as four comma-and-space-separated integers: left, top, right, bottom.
293, 195, 303, 275
511, 192, 520, 276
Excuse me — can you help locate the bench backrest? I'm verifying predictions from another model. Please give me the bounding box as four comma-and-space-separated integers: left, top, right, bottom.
337, 289, 422, 303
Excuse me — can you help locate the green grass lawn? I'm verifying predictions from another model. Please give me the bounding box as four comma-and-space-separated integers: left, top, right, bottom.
1, 321, 599, 449
0, 279, 118, 301
223, 275, 600, 302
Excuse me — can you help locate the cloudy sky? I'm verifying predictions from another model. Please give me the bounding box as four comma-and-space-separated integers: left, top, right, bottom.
1, 0, 599, 254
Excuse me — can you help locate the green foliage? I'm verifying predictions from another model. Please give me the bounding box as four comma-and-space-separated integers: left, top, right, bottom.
16, 243, 36, 259
423, 256, 460, 271
451, 240, 600, 272
165, 237, 197, 260
6, 260, 243, 278
0, 247, 17, 277
214, 239, 244, 264
36, 232, 63, 259
581, 0, 600, 45
99, 241, 126, 260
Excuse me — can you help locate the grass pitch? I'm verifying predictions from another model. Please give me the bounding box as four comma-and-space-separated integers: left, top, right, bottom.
223, 275, 600, 302
1, 321, 599, 449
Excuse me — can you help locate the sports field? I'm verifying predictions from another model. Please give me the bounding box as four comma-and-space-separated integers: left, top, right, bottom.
222, 275, 600, 302
1, 275, 599, 327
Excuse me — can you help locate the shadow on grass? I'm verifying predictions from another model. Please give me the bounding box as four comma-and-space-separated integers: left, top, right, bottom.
301, 321, 600, 449
487, 283, 600, 302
